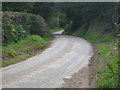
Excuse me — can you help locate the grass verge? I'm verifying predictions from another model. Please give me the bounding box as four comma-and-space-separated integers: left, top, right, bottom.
1, 35, 52, 67
80, 34, 116, 42
95, 41, 118, 88
79, 34, 118, 88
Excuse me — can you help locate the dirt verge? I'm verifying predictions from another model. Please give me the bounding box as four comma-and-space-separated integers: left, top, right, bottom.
62, 41, 106, 88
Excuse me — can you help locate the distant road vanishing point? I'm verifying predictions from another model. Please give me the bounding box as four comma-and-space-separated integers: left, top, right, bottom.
2, 30, 93, 88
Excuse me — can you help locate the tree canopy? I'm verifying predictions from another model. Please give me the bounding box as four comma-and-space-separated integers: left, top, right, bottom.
2, 2, 119, 34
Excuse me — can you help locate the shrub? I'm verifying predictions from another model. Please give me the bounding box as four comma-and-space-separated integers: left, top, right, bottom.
2, 21, 29, 45
2, 12, 51, 45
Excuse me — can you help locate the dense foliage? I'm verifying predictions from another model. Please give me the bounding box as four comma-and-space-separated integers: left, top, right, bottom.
56, 2, 118, 36
32, 2, 54, 22
2, 2, 56, 27
2, 12, 51, 45
2, 2, 34, 13
2, 2, 118, 34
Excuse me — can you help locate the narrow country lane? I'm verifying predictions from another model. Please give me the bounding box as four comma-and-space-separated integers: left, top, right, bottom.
2, 33, 93, 88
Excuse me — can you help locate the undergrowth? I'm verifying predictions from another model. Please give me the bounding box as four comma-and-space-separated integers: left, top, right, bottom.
95, 41, 118, 88
1, 35, 51, 67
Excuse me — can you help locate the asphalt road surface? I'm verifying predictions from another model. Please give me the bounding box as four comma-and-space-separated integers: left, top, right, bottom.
2, 31, 93, 88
